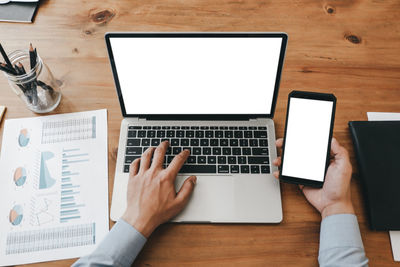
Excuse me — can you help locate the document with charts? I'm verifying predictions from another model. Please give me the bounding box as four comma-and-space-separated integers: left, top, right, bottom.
0, 109, 109, 266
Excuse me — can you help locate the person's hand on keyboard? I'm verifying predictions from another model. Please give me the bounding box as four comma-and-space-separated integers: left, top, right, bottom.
273, 137, 355, 219
121, 141, 197, 237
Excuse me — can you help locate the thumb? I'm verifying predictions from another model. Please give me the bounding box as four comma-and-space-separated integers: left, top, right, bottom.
174, 176, 197, 209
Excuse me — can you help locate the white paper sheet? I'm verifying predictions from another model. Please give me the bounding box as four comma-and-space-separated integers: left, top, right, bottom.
0, 109, 109, 266
367, 111, 400, 261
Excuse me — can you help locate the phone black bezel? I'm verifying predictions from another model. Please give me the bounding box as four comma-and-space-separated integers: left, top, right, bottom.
279, 90, 337, 188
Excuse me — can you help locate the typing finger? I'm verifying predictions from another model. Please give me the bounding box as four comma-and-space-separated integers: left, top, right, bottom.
151, 141, 169, 169
140, 147, 155, 172
166, 149, 190, 178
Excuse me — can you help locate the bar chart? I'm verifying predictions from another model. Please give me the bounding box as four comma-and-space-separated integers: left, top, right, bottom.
60, 148, 89, 223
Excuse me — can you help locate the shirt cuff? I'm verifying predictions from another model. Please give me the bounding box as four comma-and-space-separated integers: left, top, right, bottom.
319, 214, 364, 253
96, 219, 147, 266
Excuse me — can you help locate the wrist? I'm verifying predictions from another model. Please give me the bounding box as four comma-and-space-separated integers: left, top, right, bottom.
121, 213, 157, 238
321, 201, 355, 219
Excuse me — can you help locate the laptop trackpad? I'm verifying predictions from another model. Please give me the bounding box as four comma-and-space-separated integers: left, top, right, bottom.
173, 175, 234, 222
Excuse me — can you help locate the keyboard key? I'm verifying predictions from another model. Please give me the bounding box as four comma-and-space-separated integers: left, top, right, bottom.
172, 126, 180, 129
147, 130, 156, 138
231, 165, 239, 173
181, 139, 189, 146
125, 156, 140, 164
251, 165, 260, 173
200, 139, 209, 146
198, 156, 206, 164
242, 148, 251, 155
232, 148, 241, 155
248, 157, 269, 164
126, 147, 142, 155
193, 147, 202, 155
210, 126, 218, 129
190, 139, 199, 146
181, 126, 189, 130
239, 139, 249, 146
258, 126, 267, 130
167, 131, 175, 137
259, 139, 268, 147
142, 147, 149, 152
191, 126, 199, 129
151, 139, 160, 146
228, 156, 236, 164
183, 147, 191, 153
152, 126, 161, 129
124, 165, 130, 173
222, 148, 232, 155
143, 126, 151, 129
207, 156, 216, 164
240, 165, 250, 173
138, 130, 146, 137
203, 147, 211, 155
249, 126, 257, 130
218, 156, 227, 164
171, 139, 180, 146
244, 131, 253, 138
252, 148, 269, 155
173, 147, 182, 154
210, 139, 219, 146
215, 131, 223, 138
239, 126, 247, 130
238, 156, 247, 164
176, 131, 185, 137
166, 147, 172, 155
224, 131, 233, 138
205, 131, 214, 138
162, 126, 171, 129
161, 138, 170, 143
220, 126, 228, 130
128, 130, 137, 137
218, 165, 229, 173
200, 126, 209, 130
250, 139, 258, 147
254, 131, 267, 138
187, 156, 196, 164
186, 131, 195, 138
157, 131, 166, 137
234, 131, 243, 138
179, 165, 216, 173
129, 126, 142, 129
167, 156, 174, 163
127, 139, 140, 146
261, 165, 270, 173
220, 139, 229, 146
212, 147, 222, 155
229, 126, 238, 130
195, 131, 204, 138
230, 139, 239, 146
142, 139, 150, 146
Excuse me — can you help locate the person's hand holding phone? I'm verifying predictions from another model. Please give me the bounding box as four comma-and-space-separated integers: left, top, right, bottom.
273, 138, 355, 219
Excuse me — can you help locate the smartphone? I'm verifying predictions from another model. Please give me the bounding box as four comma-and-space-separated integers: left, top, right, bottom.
279, 91, 336, 188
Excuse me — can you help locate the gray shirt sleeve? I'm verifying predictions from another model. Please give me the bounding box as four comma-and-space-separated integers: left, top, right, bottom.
72, 219, 147, 267
319, 214, 368, 267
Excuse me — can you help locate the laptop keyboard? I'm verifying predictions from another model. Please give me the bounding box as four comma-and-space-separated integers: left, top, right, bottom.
123, 126, 270, 174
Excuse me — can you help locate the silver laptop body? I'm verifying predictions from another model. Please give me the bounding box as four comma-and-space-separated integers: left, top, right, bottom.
105, 33, 288, 223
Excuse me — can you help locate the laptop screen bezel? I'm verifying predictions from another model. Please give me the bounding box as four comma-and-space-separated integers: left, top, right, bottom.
105, 32, 288, 120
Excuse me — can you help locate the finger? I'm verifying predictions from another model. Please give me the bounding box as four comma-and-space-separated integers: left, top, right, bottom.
140, 147, 156, 172
330, 137, 349, 160
167, 149, 190, 178
151, 141, 169, 169
273, 156, 281, 167
129, 158, 140, 176
273, 171, 279, 179
174, 176, 197, 209
275, 138, 283, 148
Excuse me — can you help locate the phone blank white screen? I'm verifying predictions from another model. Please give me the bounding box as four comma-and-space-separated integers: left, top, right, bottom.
282, 98, 333, 182
109, 37, 283, 115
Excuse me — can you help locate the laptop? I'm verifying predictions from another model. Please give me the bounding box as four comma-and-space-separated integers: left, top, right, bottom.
105, 33, 288, 223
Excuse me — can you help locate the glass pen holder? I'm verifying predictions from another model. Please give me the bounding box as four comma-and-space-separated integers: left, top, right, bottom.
3, 50, 61, 113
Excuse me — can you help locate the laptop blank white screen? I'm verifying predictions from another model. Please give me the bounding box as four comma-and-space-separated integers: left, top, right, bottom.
109, 37, 283, 115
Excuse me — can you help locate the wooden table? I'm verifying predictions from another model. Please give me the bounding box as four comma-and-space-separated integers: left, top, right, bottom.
1, 0, 399, 266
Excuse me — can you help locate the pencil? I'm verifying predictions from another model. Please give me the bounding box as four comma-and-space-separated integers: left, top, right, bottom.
0, 63, 17, 75
17, 62, 26, 74
0, 43, 13, 69
29, 43, 36, 69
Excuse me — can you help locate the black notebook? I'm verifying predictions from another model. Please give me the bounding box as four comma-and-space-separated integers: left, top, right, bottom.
0, 1, 39, 23
349, 121, 400, 230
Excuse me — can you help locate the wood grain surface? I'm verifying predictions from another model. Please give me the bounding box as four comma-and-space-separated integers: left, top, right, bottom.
1, 0, 400, 266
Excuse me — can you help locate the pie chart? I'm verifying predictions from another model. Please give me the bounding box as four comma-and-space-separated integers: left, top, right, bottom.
9, 205, 23, 226
18, 128, 30, 147
14, 167, 27, 187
